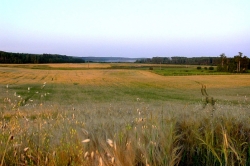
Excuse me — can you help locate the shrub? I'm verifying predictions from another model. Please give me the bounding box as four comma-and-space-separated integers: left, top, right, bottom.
149, 67, 153, 70
197, 66, 202, 70
209, 66, 214, 70
204, 67, 208, 70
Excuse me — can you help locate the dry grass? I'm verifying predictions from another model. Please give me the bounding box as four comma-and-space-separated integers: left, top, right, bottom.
1, 100, 250, 165
0, 64, 250, 165
1, 65, 250, 89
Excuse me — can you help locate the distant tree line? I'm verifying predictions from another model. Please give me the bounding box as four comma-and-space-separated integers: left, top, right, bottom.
217, 52, 249, 73
0, 51, 85, 64
136, 52, 250, 73
136, 56, 220, 65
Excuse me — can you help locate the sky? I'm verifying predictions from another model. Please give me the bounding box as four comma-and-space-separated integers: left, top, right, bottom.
0, 0, 249, 58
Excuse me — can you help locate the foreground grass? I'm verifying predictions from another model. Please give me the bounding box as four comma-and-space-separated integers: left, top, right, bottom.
1, 96, 250, 165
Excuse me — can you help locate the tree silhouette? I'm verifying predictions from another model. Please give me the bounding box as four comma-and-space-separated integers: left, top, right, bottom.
238, 52, 243, 72
220, 53, 226, 68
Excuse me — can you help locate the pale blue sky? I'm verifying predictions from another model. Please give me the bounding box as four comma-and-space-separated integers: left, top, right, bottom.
0, 0, 249, 57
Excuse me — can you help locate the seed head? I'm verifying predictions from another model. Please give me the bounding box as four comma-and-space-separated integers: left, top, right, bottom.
82, 139, 90, 143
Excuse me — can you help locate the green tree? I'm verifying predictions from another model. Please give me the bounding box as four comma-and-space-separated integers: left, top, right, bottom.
217, 53, 227, 72
234, 52, 243, 72
241, 55, 249, 72
220, 53, 226, 68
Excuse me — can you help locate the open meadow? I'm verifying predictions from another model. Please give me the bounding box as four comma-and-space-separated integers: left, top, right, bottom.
1, 63, 250, 165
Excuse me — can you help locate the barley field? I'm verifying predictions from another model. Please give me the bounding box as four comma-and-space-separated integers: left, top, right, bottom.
1, 64, 250, 166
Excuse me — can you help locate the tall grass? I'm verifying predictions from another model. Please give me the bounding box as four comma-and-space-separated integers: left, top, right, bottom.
1, 93, 250, 165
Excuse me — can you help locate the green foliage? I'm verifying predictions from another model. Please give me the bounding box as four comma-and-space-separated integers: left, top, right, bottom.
208, 66, 214, 70
217, 65, 227, 72
151, 66, 224, 76
142, 56, 220, 65
0, 51, 85, 64
217, 52, 249, 73
197, 66, 202, 70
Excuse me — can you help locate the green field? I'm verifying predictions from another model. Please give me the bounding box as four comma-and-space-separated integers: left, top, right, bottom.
0, 64, 250, 165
